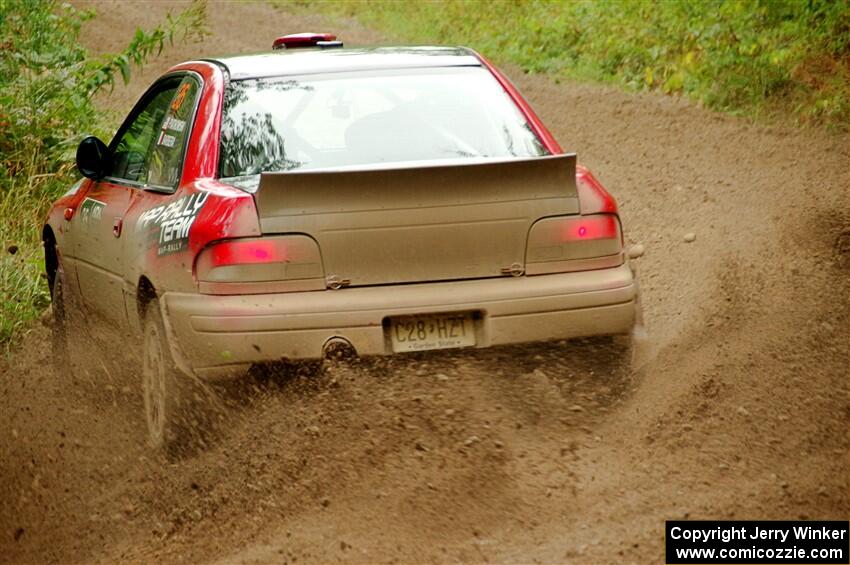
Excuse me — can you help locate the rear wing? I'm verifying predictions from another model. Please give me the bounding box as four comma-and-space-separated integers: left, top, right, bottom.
255, 154, 578, 232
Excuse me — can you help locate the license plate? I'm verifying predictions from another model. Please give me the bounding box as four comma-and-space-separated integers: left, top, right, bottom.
389, 312, 476, 353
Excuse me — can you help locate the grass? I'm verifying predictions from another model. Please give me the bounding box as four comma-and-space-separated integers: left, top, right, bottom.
0, 0, 208, 349
285, 0, 850, 128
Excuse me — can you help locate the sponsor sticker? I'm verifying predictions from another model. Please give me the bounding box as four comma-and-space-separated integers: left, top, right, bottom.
156, 131, 177, 148
170, 82, 192, 112
137, 191, 210, 255
163, 116, 186, 133
79, 197, 105, 224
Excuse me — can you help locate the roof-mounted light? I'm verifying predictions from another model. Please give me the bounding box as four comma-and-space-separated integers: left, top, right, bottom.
272, 33, 342, 50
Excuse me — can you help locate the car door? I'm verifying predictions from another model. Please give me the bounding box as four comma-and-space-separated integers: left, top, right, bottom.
74, 76, 195, 328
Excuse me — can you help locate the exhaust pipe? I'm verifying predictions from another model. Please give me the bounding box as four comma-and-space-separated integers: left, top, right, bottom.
322, 337, 357, 360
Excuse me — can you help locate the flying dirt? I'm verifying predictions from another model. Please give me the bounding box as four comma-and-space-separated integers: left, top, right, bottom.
1, 2, 848, 563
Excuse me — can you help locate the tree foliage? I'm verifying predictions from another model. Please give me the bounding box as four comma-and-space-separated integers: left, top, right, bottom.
304, 0, 850, 126
0, 0, 208, 346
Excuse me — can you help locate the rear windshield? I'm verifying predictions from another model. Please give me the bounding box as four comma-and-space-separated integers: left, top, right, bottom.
219, 66, 548, 178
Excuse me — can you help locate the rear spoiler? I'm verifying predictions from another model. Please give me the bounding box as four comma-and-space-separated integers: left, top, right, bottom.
255, 154, 578, 231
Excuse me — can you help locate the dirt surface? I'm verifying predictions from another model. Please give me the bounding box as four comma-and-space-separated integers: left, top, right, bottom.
2, 1, 849, 563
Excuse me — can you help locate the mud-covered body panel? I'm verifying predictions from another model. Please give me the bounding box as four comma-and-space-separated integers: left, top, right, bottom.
256, 155, 580, 286
164, 264, 637, 373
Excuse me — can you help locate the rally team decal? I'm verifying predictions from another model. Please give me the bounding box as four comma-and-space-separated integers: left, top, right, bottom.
137, 191, 210, 256
79, 197, 105, 224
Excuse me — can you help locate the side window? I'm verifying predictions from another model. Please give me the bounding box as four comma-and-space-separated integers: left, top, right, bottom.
109, 82, 178, 183
147, 78, 199, 187
108, 76, 199, 187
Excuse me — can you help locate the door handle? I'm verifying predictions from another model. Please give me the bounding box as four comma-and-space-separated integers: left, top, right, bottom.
112, 217, 123, 238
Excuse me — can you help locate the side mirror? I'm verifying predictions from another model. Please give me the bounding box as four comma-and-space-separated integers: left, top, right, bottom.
75, 135, 110, 180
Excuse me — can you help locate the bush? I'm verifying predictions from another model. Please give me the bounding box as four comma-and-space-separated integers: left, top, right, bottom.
298, 0, 850, 127
0, 0, 207, 348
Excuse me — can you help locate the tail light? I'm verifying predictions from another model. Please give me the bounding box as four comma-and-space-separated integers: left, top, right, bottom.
195, 235, 325, 295
526, 214, 624, 275
576, 166, 618, 215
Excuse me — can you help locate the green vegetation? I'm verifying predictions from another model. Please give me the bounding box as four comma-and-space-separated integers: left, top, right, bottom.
297, 0, 850, 127
0, 0, 207, 347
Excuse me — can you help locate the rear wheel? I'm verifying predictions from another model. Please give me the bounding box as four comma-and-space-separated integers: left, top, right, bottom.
629, 279, 648, 367
142, 302, 170, 448
142, 298, 221, 452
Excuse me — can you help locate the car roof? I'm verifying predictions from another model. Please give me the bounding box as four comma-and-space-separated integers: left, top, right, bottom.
206, 46, 482, 80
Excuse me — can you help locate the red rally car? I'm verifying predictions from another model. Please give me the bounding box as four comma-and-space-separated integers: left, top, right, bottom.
44, 33, 640, 448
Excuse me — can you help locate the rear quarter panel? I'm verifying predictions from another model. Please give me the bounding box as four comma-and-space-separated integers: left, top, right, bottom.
121, 181, 260, 327
111, 61, 248, 327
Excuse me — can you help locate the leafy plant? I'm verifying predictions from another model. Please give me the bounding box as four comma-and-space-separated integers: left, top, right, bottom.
290, 0, 850, 127
0, 0, 208, 348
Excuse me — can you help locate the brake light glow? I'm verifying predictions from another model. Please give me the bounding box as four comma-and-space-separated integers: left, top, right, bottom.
207, 239, 288, 267
526, 214, 624, 275
561, 214, 619, 242
195, 235, 325, 295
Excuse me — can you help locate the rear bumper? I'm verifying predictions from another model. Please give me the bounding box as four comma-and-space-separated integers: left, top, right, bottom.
162, 264, 637, 375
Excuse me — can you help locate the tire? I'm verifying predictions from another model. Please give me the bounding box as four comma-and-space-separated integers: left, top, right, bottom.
629, 280, 649, 368
50, 259, 105, 382
142, 298, 220, 453
50, 264, 70, 374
